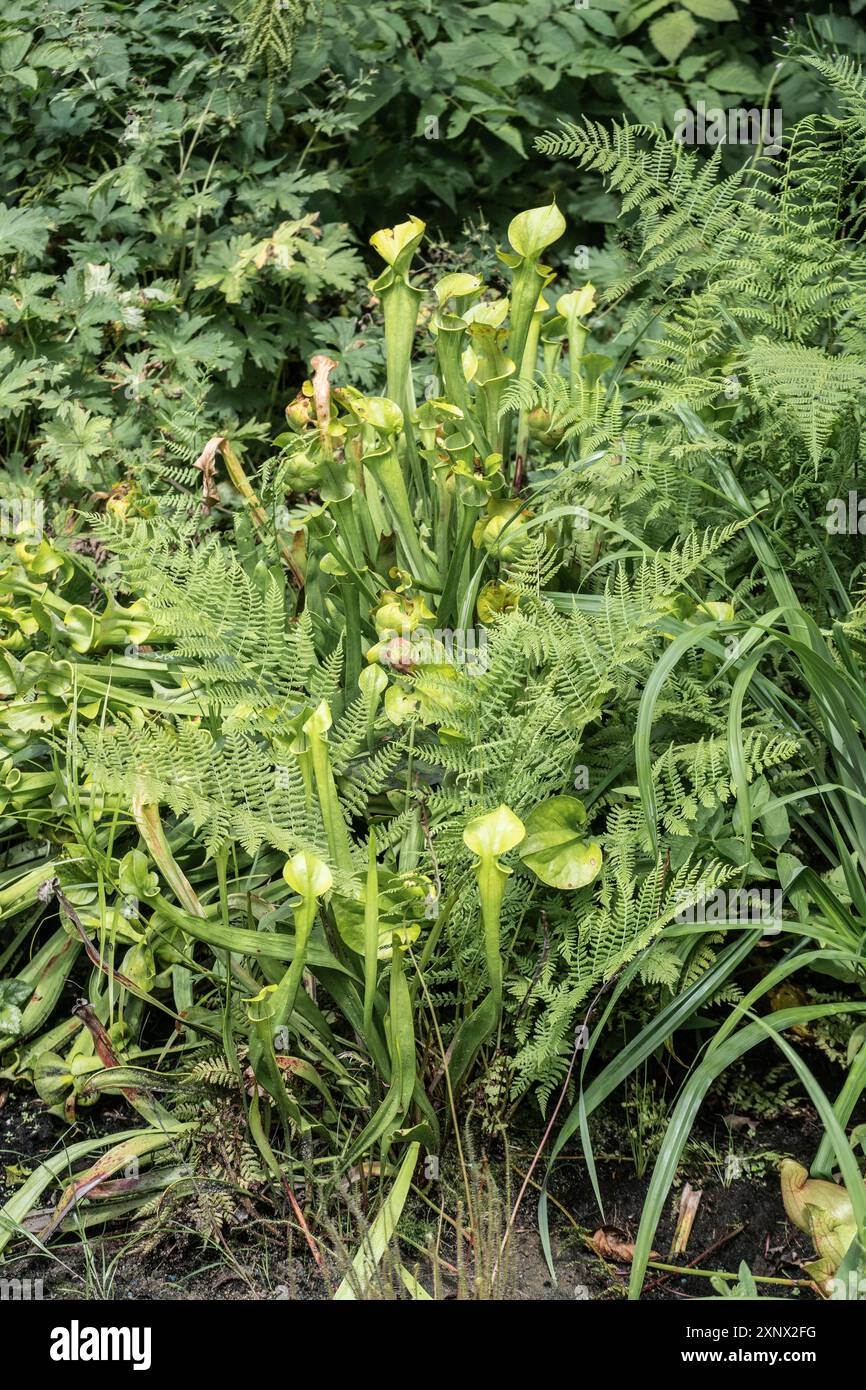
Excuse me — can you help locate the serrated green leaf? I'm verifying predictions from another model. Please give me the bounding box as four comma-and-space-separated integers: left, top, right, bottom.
682, 0, 738, 18
0, 203, 52, 258
0, 978, 33, 1036
29, 41, 79, 71
39, 403, 112, 483
649, 9, 698, 63
706, 59, 764, 94
0, 35, 31, 72
0, 348, 47, 416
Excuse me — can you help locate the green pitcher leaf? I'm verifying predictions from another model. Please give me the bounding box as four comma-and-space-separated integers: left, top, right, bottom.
282, 849, 333, 899
370, 216, 425, 271
507, 202, 566, 261
463, 803, 526, 860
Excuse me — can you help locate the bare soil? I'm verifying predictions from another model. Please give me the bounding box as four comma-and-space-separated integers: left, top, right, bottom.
0, 1040, 835, 1302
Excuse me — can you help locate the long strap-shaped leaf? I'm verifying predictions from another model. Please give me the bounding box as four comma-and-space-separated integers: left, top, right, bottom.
333, 1141, 420, 1300
0, 1125, 183, 1255
628, 1003, 866, 1298
538, 931, 760, 1278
